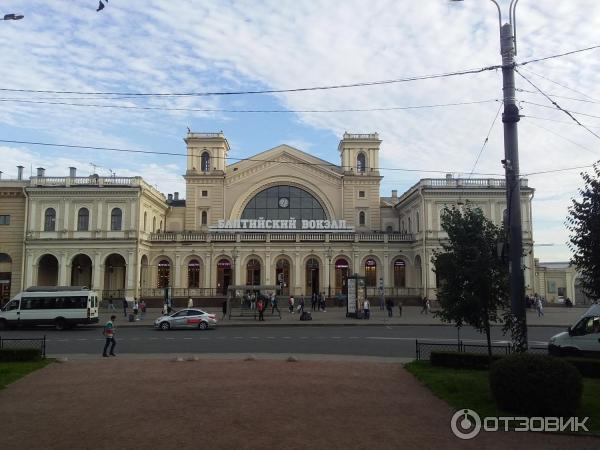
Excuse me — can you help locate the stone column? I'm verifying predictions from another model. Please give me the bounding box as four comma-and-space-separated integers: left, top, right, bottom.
58, 252, 69, 286
174, 253, 181, 288
294, 251, 302, 296
127, 251, 135, 296
93, 252, 103, 291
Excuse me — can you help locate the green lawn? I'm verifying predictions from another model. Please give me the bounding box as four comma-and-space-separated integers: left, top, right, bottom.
0, 360, 53, 389
405, 360, 600, 434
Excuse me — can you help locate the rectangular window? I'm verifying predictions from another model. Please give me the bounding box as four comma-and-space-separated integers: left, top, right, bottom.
359, 191, 365, 198
201, 190, 208, 197
0, 215, 10, 225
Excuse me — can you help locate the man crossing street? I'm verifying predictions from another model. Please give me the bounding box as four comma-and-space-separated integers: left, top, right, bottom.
102, 315, 117, 357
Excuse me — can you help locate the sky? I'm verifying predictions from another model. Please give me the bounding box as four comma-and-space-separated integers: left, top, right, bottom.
1, 0, 599, 262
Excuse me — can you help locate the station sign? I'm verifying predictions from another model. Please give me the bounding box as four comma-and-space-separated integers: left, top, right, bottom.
211, 218, 354, 233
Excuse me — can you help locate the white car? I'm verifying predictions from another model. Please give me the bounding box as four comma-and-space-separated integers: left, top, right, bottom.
154, 308, 217, 331
549, 304, 600, 357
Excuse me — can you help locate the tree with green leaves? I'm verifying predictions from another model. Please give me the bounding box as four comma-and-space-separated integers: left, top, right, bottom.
433, 205, 510, 356
567, 162, 600, 303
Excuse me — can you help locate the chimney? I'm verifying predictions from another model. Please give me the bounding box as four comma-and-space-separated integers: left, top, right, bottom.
69, 166, 76, 178
167, 193, 173, 201
174, 192, 179, 201
391, 190, 397, 199
17, 165, 24, 180
36, 167, 45, 177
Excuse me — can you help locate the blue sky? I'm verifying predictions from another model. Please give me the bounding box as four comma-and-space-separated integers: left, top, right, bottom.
1, 0, 600, 262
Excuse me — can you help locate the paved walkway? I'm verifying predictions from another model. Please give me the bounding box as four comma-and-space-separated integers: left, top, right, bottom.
0, 356, 596, 449
100, 305, 587, 328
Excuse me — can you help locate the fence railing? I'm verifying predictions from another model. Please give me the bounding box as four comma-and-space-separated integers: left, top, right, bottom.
0, 336, 46, 358
415, 339, 548, 360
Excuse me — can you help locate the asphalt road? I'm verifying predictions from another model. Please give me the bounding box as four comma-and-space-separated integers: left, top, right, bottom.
1, 325, 563, 358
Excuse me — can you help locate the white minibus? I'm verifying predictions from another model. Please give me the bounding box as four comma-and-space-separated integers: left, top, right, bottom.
549, 304, 600, 357
0, 286, 99, 330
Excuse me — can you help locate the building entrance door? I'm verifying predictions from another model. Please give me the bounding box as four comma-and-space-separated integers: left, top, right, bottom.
275, 259, 290, 296
217, 259, 232, 295
305, 258, 320, 296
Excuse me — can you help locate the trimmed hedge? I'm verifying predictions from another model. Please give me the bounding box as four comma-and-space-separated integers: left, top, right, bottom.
430, 351, 502, 370
490, 354, 582, 416
0, 348, 42, 362
564, 357, 600, 379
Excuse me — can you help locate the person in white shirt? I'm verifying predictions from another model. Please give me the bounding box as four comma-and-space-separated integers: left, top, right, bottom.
188, 297, 193, 308
363, 299, 371, 319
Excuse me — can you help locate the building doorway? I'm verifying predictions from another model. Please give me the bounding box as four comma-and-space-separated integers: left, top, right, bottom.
217, 259, 232, 295
105, 254, 127, 297
365, 258, 377, 287
305, 258, 320, 296
38, 254, 59, 286
246, 259, 261, 286
275, 258, 290, 296
335, 258, 349, 295
0, 253, 12, 305
71, 254, 93, 287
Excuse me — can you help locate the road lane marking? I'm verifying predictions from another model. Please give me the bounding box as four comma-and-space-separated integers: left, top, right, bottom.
233, 337, 244, 339
183, 337, 192, 340
76, 338, 87, 341
166, 337, 175, 340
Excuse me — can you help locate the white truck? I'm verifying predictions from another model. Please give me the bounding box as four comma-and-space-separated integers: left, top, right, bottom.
549, 304, 600, 357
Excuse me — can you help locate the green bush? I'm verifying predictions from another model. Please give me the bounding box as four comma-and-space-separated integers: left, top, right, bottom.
0, 348, 42, 362
430, 351, 502, 370
564, 357, 600, 379
490, 354, 582, 416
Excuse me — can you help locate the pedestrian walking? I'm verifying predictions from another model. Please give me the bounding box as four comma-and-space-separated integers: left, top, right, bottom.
311, 292, 317, 311
122, 298, 128, 317
320, 292, 327, 312
386, 298, 393, 317
536, 297, 544, 317
187, 297, 193, 308
397, 300, 403, 317
140, 300, 146, 320
167, 298, 173, 314
363, 298, 370, 319
133, 299, 139, 321
271, 292, 280, 315
299, 296, 305, 314
379, 294, 385, 311
222, 300, 227, 319
257, 298, 265, 321
162, 302, 168, 315
108, 296, 116, 311
289, 296, 295, 314
420, 297, 429, 315
250, 293, 256, 311
102, 315, 117, 357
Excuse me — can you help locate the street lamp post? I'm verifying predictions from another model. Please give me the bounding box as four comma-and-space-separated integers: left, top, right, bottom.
326, 247, 333, 299
452, 0, 527, 351
3, 13, 24, 21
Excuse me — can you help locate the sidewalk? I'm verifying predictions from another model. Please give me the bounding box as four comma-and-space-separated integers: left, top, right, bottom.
98, 305, 586, 328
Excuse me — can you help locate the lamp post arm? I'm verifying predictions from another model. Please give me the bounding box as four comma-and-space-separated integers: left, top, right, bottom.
510, 0, 520, 54
488, 0, 502, 30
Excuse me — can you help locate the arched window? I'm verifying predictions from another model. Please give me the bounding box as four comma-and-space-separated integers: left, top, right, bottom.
246, 259, 261, 286
201, 151, 210, 172
44, 208, 56, 231
157, 260, 170, 288
143, 212, 147, 231
111, 208, 122, 231
386, 225, 393, 233
393, 259, 406, 288
201, 211, 208, 225
159, 220, 163, 231
359, 211, 366, 226
365, 258, 377, 287
188, 259, 200, 288
77, 208, 89, 231
357, 153, 366, 172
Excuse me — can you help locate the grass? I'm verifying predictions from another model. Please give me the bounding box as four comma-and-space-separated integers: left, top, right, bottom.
405, 360, 600, 434
0, 360, 53, 389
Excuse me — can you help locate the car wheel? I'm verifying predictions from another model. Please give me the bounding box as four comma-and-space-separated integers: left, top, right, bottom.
160, 321, 170, 330
198, 321, 208, 330
55, 318, 67, 331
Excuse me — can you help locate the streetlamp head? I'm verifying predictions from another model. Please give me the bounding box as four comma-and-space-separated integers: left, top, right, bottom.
3, 14, 24, 20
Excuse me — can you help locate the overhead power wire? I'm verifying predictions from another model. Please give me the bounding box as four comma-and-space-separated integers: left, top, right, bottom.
524, 120, 599, 156
519, 66, 599, 102
520, 114, 600, 129
0, 98, 500, 114
517, 44, 600, 67
520, 101, 600, 120
516, 88, 600, 105
515, 69, 600, 142
0, 138, 505, 176
468, 101, 503, 178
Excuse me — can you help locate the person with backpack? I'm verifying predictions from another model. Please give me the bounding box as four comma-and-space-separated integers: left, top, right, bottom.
257, 298, 265, 321
288, 296, 295, 314
271, 292, 280, 315
102, 315, 117, 357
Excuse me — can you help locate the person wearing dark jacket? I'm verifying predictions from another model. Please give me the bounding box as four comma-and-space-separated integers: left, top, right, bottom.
122, 298, 128, 317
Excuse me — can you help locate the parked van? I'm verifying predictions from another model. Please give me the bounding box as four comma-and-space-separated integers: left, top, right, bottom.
549, 304, 600, 357
0, 286, 99, 330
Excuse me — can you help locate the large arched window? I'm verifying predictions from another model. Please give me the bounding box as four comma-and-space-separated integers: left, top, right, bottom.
44, 208, 56, 231
77, 208, 89, 231
111, 208, 122, 231
246, 259, 261, 286
157, 260, 170, 288
241, 185, 326, 227
357, 153, 366, 172
365, 258, 377, 287
359, 211, 366, 226
201, 151, 210, 172
188, 259, 200, 288
393, 259, 406, 288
